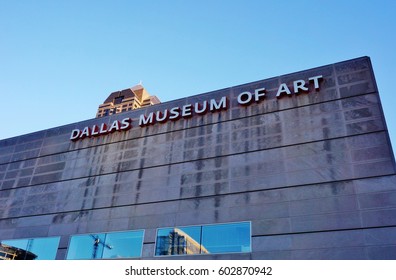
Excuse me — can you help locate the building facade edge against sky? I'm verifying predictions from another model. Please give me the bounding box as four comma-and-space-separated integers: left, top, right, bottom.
0, 56, 385, 142
1, 56, 396, 260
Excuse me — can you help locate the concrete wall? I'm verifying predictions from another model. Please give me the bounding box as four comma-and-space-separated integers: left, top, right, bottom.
1, 56, 395, 259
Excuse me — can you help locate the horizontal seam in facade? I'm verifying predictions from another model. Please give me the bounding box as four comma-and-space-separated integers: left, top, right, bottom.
0, 90, 378, 167
0, 173, 394, 221
0, 129, 389, 192
251, 224, 396, 238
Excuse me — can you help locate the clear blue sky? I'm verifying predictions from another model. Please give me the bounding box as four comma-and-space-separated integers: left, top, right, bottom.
1, 1, 395, 149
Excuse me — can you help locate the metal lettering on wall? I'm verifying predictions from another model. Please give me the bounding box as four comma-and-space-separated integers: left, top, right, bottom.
70, 75, 323, 141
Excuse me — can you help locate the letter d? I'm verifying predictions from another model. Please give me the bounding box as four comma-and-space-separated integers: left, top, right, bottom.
70, 129, 81, 141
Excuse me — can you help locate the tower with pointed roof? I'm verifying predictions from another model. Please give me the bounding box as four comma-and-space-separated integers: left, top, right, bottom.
96, 84, 160, 118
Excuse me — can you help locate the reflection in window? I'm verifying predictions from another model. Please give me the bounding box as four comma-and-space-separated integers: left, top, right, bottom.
156, 226, 204, 256
0, 237, 60, 260
66, 230, 144, 259
155, 222, 251, 256
202, 222, 251, 254
114, 96, 124, 105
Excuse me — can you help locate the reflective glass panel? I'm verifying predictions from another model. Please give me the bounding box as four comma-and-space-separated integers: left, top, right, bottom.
155, 226, 202, 256
102, 231, 143, 259
67, 233, 106, 260
66, 230, 144, 260
155, 222, 251, 256
0, 237, 60, 260
201, 222, 251, 254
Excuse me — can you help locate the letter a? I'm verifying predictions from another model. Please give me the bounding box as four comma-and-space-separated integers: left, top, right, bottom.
276, 83, 292, 98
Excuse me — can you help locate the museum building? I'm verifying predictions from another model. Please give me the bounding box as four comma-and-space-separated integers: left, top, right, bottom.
0, 56, 396, 260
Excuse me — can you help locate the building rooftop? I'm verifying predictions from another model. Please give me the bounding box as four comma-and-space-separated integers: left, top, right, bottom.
96, 84, 160, 118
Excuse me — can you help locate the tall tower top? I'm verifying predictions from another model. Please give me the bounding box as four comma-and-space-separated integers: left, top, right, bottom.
96, 85, 160, 118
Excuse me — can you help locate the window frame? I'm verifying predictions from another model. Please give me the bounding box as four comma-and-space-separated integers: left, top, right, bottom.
153, 221, 251, 257
0, 236, 60, 260
65, 229, 145, 260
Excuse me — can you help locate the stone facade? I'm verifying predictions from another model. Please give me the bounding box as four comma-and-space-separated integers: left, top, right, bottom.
0, 56, 395, 259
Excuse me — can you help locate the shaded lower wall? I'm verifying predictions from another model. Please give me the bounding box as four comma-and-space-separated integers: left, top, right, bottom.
46, 174, 396, 260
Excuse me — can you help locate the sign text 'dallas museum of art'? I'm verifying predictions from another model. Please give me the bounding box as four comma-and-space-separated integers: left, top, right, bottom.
70, 75, 323, 141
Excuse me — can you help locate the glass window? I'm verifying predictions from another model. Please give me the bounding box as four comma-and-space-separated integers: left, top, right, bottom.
155, 222, 251, 256
101, 231, 144, 259
201, 222, 251, 254
66, 230, 144, 260
0, 237, 60, 260
155, 226, 202, 256
114, 96, 124, 105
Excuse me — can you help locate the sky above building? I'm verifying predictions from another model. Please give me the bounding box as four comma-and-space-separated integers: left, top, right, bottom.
1, 0, 395, 149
